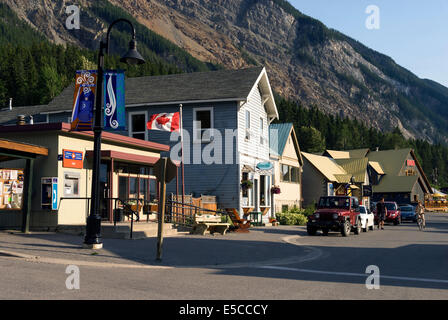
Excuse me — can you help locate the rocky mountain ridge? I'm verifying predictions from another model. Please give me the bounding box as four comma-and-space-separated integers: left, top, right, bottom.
3, 0, 448, 143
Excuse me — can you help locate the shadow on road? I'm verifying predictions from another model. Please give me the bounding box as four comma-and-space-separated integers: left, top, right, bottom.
1, 214, 448, 291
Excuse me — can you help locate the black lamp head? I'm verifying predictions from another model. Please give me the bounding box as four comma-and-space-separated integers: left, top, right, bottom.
120, 39, 145, 65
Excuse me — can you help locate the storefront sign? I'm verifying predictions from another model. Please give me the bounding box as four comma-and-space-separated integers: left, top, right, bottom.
104, 70, 125, 130
363, 185, 372, 197
63, 150, 83, 169
71, 70, 97, 131
256, 162, 273, 170
407, 160, 415, 167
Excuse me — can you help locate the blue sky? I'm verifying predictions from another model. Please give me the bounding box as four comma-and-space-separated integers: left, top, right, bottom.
289, 0, 448, 87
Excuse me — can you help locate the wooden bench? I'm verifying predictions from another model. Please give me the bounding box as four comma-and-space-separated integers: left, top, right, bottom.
226, 208, 251, 232
190, 214, 230, 235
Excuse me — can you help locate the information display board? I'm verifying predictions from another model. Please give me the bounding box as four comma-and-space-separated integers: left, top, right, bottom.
0, 168, 24, 210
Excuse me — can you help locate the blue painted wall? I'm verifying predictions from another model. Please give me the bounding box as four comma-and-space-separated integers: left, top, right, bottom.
127, 101, 241, 209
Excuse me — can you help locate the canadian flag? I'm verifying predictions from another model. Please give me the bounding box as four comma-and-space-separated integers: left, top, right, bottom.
147, 112, 180, 132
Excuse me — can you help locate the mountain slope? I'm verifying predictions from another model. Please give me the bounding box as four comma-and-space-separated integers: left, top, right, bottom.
4, 0, 448, 143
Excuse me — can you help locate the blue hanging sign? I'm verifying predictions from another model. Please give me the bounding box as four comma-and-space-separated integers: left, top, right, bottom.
104, 70, 125, 130
256, 162, 273, 170
71, 70, 97, 131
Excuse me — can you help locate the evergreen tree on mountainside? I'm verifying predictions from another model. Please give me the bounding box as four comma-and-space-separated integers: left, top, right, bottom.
0, 2, 215, 108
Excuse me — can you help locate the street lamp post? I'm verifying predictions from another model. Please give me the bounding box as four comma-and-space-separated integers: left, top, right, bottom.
84, 18, 145, 249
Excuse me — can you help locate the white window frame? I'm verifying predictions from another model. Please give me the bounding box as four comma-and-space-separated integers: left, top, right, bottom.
128, 111, 148, 140
193, 107, 214, 143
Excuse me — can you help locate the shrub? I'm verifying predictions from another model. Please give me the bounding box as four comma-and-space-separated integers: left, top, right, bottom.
303, 204, 316, 217
275, 212, 307, 226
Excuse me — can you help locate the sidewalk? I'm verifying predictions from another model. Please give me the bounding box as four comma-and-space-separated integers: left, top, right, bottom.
0, 226, 307, 269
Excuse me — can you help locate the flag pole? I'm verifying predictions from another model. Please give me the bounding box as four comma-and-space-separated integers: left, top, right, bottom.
179, 104, 185, 216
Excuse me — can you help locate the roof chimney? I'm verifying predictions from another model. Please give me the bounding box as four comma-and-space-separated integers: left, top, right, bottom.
9, 98, 12, 110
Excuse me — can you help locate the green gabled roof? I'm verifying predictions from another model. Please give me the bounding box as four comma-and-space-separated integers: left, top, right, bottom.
269, 123, 293, 157
367, 148, 412, 175
347, 148, 370, 158
335, 158, 369, 183
334, 174, 352, 183
372, 175, 418, 193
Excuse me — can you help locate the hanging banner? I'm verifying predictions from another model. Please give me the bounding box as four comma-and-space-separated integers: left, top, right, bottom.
71, 70, 97, 131
104, 70, 125, 130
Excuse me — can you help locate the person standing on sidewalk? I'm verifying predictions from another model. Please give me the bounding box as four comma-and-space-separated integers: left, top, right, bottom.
376, 198, 387, 230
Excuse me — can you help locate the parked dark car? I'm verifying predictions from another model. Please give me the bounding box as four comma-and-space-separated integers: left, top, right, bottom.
373, 201, 401, 225
400, 205, 417, 222
307, 196, 362, 237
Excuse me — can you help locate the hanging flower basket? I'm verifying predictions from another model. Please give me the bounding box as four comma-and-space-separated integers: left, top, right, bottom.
271, 186, 281, 194
241, 180, 253, 190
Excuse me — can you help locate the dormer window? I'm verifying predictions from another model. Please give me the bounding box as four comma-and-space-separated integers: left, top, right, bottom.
193, 107, 214, 143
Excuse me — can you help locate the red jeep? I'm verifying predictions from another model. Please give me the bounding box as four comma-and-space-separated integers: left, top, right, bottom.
307, 196, 362, 236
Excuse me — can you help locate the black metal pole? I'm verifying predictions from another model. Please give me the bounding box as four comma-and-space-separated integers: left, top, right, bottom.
83, 18, 144, 249
84, 40, 105, 248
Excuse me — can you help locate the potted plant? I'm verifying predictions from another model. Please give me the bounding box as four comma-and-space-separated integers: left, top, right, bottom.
271, 185, 281, 194
241, 179, 253, 190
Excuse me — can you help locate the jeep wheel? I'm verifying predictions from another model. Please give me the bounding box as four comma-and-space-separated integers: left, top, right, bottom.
354, 219, 362, 235
307, 226, 317, 236
322, 228, 329, 236
341, 220, 351, 237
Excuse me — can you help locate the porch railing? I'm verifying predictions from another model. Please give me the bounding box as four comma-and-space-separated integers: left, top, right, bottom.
165, 200, 228, 227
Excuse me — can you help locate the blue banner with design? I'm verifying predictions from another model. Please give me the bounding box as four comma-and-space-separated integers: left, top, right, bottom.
104, 70, 125, 131
71, 70, 97, 131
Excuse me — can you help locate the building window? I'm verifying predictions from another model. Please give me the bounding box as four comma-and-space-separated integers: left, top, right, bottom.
33, 114, 49, 124
245, 110, 250, 140
118, 174, 158, 203
241, 172, 253, 207
129, 112, 147, 140
291, 167, 300, 183
193, 107, 214, 142
281, 165, 300, 184
282, 164, 290, 181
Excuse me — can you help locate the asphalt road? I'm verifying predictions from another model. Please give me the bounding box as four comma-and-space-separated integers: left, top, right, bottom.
1, 213, 448, 299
